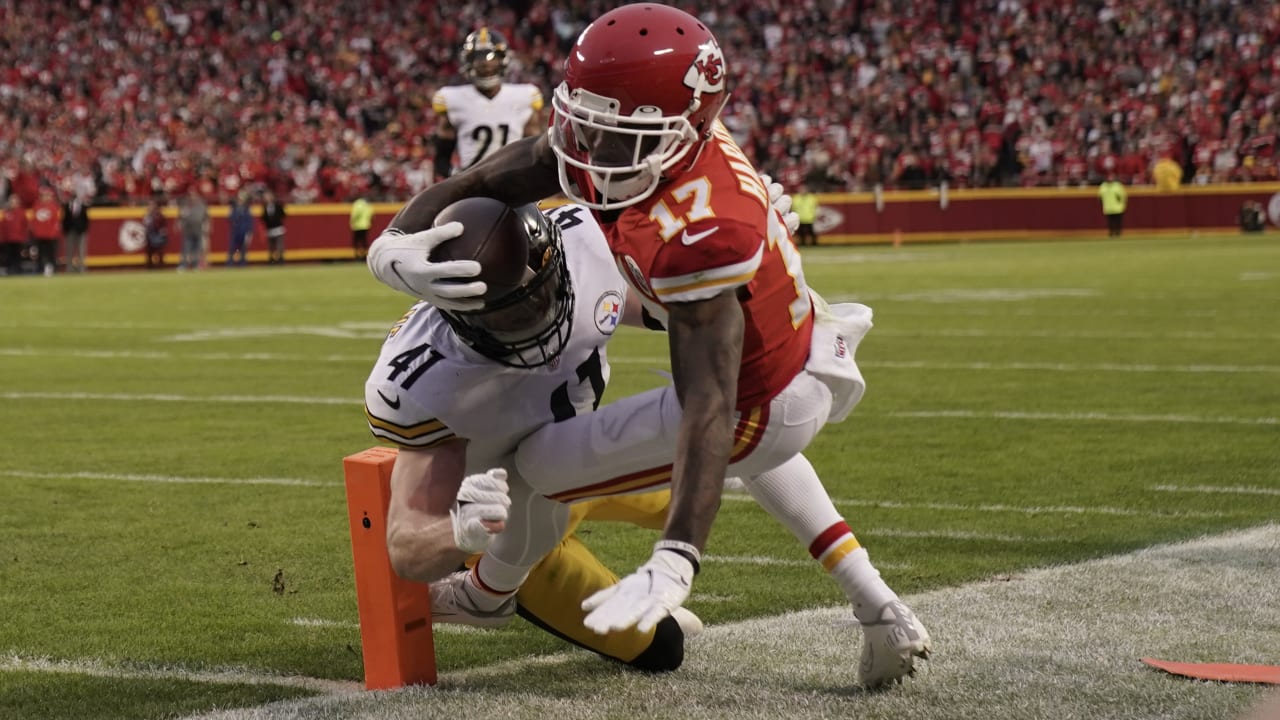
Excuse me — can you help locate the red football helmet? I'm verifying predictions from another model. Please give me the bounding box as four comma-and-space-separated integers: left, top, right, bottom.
549, 4, 730, 210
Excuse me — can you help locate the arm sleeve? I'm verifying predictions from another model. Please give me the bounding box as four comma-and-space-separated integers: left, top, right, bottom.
434, 135, 457, 180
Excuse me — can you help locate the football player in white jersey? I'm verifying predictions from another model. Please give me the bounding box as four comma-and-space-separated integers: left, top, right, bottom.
366, 198, 695, 670
431, 28, 545, 181
367, 181, 800, 671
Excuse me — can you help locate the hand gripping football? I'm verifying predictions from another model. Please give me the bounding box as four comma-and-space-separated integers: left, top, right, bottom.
430, 198, 531, 301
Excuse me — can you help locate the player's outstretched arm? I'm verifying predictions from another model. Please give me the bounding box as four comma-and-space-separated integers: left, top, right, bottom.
385, 439, 510, 583
432, 115, 458, 183
388, 134, 559, 236
582, 292, 743, 634
662, 291, 744, 550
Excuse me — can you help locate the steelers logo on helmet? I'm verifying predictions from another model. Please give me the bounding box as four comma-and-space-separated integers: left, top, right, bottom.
548, 4, 731, 211
460, 27, 509, 92
434, 199, 573, 369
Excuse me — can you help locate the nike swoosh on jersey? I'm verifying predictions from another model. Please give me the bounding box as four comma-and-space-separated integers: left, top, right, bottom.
680, 226, 719, 245
376, 390, 402, 410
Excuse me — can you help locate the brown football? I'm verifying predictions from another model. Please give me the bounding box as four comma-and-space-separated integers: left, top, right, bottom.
429, 197, 530, 301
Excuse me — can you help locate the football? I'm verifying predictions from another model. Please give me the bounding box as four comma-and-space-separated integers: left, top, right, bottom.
430, 197, 530, 301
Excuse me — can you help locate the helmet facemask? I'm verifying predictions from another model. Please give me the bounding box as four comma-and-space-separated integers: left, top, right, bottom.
441, 206, 574, 368
550, 84, 700, 211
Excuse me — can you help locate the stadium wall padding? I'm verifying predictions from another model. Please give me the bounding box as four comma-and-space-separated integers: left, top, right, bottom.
79, 184, 1280, 267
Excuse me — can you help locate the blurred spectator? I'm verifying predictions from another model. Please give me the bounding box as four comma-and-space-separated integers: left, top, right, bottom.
29, 187, 63, 277
1239, 201, 1266, 233
62, 193, 91, 273
1153, 156, 1183, 192
350, 196, 374, 259
1098, 173, 1128, 238
226, 191, 253, 267
177, 187, 210, 271
1, 196, 28, 276
260, 189, 288, 264
143, 198, 171, 269
793, 183, 819, 247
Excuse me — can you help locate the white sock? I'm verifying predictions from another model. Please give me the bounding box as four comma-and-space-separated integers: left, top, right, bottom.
462, 562, 519, 612
465, 473, 571, 610
744, 454, 898, 622
832, 547, 898, 622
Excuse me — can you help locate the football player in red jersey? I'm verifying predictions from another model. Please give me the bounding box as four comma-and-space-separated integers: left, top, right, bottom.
369, 3, 929, 688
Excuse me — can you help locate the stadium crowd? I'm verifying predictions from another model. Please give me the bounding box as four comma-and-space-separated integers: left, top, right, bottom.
1, 0, 1278, 207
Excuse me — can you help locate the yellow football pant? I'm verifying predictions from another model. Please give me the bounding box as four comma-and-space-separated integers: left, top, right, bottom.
509, 489, 675, 668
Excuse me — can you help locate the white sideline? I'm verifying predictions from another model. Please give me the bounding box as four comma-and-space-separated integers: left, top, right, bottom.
171, 523, 1278, 720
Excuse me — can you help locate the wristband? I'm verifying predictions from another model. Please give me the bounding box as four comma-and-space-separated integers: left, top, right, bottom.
655, 539, 701, 575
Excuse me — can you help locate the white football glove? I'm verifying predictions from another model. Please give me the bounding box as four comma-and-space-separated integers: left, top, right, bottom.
449, 468, 511, 554
582, 546, 695, 634
761, 174, 800, 236
367, 223, 487, 311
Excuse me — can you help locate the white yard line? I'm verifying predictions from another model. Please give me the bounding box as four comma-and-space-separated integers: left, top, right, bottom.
0, 348, 372, 363
718, 493, 1228, 519
892, 409, 1278, 426
8, 469, 1231, 520
288, 618, 360, 630
702, 554, 827, 568
0, 655, 361, 695
169, 524, 1279, 720
0, 469, 338, 487
868, 360, 1280, 373
6, 392, 1276, 430
7, 346, 1280, 372
0, 391, 355, 405
706, 555, 909, 570
859, 528, 1062, 543
12, 468, 1228, 517
1151, 484, 1280, 497
872, 328, 1280, 341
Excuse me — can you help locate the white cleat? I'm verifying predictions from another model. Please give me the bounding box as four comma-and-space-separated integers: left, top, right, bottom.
857, 599, 931, 689
429, 570, 517, 628
670, 607, 704, 639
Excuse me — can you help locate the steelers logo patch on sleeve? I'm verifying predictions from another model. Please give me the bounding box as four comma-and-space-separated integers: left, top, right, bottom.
594, 291, 623, 335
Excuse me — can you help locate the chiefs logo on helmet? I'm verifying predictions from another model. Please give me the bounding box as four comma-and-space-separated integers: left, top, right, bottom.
683, 42, 726, 96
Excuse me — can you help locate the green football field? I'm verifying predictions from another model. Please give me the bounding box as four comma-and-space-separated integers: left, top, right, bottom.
1, 234, 1277, 720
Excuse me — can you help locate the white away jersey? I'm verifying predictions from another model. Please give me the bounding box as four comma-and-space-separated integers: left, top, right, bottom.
364, 204, 627, 472
432, 83, 544, 170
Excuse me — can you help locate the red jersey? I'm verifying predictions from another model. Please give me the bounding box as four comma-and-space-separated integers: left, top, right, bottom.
1, 205, 30, 243
595, 123, 814, 410
29, 199, 63, 240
